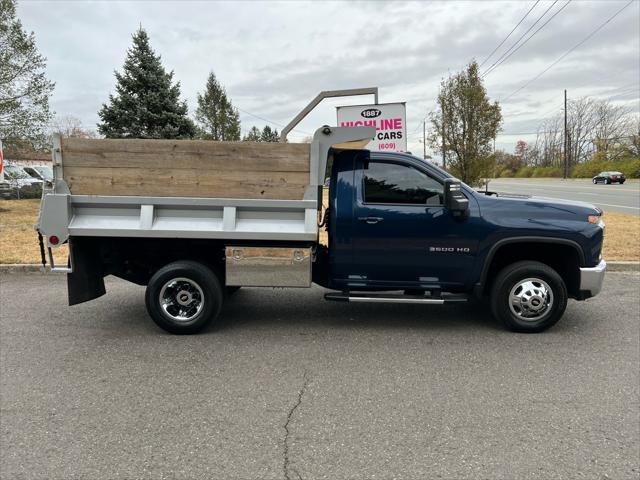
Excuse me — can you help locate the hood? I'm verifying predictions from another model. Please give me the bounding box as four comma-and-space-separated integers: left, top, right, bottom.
479, 192, 601, 217
514, 195, 601, 213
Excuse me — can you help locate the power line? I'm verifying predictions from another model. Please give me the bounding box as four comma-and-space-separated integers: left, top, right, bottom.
479, 1, 540, 68
502, 0, 635, 101
483, 0, 572, 77
607, 90, 640, 101
498, 130, 560, 136
481, 0, 559, 77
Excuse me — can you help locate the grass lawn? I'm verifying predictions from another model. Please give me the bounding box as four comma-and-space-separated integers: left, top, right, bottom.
1, 198, 638, 264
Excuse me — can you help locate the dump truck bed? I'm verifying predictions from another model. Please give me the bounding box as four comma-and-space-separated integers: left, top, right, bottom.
37, 126, 375, 251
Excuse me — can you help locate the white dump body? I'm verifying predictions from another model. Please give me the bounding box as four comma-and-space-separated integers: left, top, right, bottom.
37, 126, 375, 252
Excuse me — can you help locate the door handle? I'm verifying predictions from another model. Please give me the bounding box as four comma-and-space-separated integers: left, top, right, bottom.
358, 216, 384, 224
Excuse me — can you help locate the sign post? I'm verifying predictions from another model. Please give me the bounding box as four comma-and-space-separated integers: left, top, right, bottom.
336, 102, 407, 152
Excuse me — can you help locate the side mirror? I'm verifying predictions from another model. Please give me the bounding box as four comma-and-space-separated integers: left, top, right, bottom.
444, 178, 469, 219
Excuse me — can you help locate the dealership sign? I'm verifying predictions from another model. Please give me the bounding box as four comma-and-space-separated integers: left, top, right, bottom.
336, 102, 406, 152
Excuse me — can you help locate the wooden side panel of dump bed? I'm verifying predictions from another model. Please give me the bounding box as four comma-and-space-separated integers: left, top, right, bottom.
61, 138, 311, 200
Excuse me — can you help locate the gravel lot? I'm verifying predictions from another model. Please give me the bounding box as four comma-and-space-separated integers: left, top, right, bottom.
1, 272, 639, 479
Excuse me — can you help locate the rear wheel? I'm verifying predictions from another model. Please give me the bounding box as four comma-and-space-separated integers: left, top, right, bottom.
606, 178, 611, 184
592, 178, 597, 184
490, 261, 567, 333
145, 261, 223, 334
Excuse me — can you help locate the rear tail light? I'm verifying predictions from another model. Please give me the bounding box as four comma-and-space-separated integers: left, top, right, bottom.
49, 235, 59, 245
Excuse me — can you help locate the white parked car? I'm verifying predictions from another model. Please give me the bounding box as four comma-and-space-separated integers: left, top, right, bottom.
4, 165, 42, 187
23, 165, 54, 182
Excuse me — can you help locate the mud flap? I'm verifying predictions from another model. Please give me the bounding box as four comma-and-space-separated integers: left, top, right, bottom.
67, 237, 106, 305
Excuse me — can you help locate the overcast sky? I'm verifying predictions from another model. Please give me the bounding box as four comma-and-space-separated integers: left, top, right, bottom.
17, 0, 640, 157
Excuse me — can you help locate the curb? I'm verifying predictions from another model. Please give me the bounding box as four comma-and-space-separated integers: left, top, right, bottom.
0, 264, 46, 273
606, 261, 640, 272
1, 261, 639, 274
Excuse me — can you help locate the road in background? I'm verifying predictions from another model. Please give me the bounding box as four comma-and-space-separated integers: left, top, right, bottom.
487, 178, 640, 215
1, 273, 638, 479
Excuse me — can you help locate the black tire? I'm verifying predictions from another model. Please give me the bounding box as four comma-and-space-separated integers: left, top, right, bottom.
620, 180, 625, 184
592, 178, 597, 184
606, 178, 611, 184
145, 261, 223, 334
490, 261, 567, 333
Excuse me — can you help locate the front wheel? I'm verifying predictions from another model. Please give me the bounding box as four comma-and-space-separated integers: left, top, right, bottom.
145, 261, 223, 334
490, 261, 567, 333
592, 178, 597, 184
606, 179, 611, 184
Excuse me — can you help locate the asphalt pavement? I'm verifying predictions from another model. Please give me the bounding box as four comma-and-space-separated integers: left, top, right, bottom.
1, 273, 639, 479
487, 178, 640, 215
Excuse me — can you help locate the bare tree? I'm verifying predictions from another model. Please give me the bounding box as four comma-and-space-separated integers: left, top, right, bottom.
50, 115, 97, 138
531, 97, 637, 167
533, 116, 562, 167
591, 101, 633, 159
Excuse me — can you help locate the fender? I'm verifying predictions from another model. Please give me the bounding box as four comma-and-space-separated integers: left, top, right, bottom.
478, 236, 586, 289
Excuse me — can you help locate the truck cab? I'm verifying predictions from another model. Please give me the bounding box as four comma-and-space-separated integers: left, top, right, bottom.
316, 147, 605, 332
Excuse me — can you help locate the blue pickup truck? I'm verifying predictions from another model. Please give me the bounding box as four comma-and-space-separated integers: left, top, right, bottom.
37, 127, 606, 334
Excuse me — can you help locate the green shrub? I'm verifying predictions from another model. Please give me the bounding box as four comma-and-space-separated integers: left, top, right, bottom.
572, 160, 609, 178
572, 157, 640, 179
617, 158, 640, 178
494, 166, 513, 178
515, 166, 533, 178
7, 183, 42, 200
532, 166, 562, 178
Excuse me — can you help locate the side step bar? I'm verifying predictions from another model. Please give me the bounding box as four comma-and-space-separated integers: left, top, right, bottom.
324, 292, 468, 304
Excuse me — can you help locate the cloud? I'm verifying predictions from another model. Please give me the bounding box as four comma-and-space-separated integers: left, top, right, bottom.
15, 0, 639, 151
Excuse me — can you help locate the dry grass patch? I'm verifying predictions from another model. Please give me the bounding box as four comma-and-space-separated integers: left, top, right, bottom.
0, 199, 68, 264
0, 198, 638, 264
601, 211, 640, 261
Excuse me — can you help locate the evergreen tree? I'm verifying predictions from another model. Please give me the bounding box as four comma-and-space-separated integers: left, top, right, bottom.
242, 126, 262, 142
195, 72, 240, 141
260, 125, 279, 142
0, 0, 55, 150
98, 28, 195, 139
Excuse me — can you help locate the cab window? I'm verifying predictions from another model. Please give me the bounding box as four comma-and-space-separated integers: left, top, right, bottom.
363, 161, 443, 205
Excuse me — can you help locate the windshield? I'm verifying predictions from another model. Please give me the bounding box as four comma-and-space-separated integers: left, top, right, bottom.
4, 166, 31, 179
34, 166, 53, 180
419, 158, 476, 191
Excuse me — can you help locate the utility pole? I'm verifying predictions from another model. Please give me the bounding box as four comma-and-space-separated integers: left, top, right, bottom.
441, 106, 446, 169
563, 89, 568, 179
422, 120, 426, 160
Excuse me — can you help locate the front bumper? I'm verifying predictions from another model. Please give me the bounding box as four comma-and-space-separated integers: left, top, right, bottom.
579, 259, 607, 298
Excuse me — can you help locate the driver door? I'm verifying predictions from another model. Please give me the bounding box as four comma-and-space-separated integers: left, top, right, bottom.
350, 157, 476, 289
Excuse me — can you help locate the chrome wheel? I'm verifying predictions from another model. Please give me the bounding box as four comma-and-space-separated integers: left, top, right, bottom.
159, 277, 205, 322
509, 277, 554, 321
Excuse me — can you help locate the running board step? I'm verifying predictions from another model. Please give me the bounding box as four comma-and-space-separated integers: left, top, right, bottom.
324, 292, 468, 304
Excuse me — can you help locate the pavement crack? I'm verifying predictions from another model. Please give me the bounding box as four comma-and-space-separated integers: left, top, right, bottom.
283, 370, 309, 480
